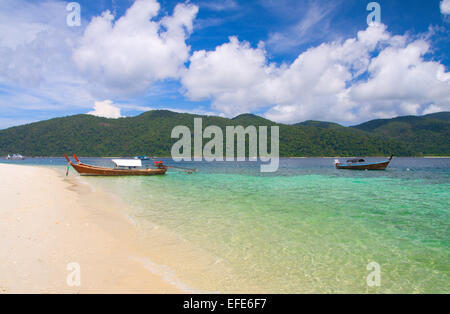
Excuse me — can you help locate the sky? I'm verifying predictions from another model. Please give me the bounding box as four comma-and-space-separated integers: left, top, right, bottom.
0, 0, 449, 129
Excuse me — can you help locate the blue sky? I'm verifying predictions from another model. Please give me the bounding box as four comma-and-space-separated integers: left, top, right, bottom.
0, 0, 449, 129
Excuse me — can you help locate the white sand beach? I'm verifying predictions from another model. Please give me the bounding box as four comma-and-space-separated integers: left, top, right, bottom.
0, 163, 181, 293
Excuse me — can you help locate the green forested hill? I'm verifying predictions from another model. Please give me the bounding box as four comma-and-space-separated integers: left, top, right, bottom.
0, 110, 448, 157
422, 112, 450, 121
294, 120, 343, 129
352, 112, 450, 156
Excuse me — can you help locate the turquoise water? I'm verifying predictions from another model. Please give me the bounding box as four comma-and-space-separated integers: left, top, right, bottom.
3, 157, 449, 293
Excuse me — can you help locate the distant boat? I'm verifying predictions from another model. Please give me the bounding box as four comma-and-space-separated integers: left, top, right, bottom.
6, 153, 25, 160
335, 154, 394, 170
64, 154, 167, 176
134, 156, 150, 160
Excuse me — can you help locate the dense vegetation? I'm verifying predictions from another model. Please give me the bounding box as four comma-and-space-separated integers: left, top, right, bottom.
351, 112, 450, 156
0, 110, 448, 157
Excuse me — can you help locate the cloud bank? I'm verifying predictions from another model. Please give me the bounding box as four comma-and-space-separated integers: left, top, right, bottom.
73, 0, 198, 95
0, 0, 449, 128
182, 24, 450, 124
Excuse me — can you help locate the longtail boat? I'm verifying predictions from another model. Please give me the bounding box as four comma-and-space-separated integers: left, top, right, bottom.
334, 154, 394, 170
64, 154, 167, 176
6, 153, 25, 160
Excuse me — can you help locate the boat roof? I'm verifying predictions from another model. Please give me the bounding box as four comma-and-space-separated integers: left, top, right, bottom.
347, 158, 365, 163
112, 159, 142, 167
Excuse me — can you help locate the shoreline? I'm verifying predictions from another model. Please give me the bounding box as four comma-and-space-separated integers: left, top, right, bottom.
0, 163, 187, 293
2, 155, 449, 159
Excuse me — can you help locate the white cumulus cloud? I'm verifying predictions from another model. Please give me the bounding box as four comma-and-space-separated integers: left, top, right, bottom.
182, 36, 276, 116
0, 0, 449, 129
0, 0, 96, 128
349, 39, 450, 119
182, 24, 450, 124
73, 0, 198, 96
88, 100, 122, 118
441, 0, 450, 15
423, 104, 447, 115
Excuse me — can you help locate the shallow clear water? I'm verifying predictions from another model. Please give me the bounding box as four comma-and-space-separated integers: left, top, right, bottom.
3, 157, 449, 293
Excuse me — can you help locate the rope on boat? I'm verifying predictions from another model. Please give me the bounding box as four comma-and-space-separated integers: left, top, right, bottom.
150, 157, 197, 174
165, 165, 197, 174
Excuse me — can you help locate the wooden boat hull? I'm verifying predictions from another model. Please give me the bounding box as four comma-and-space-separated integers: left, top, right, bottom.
335, 160, 390, 170
71, 162, 167, 176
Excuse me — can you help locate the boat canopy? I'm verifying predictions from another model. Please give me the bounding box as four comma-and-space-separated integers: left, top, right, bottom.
347, 158, 365, 163
112, 159, 142, 167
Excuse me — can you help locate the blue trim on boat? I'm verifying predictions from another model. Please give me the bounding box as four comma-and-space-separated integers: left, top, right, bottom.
339, 160, 389, 167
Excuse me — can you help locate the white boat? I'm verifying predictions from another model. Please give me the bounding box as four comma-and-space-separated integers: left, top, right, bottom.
7, 153, 25, 160
134, 155, 150, 160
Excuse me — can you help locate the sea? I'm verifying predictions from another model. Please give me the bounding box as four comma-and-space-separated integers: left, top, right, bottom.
2, 157, 449, 293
